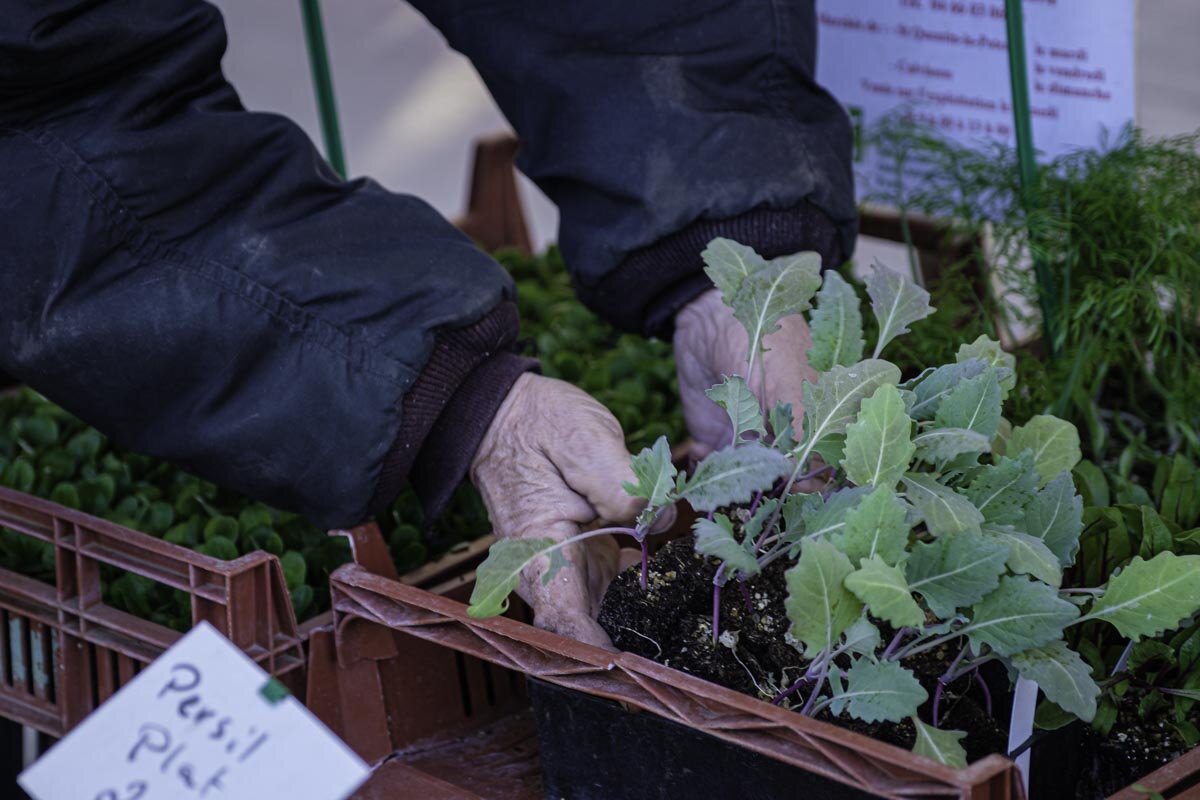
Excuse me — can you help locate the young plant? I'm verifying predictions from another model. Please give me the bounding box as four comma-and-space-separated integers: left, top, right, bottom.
468, 238, 1200, 767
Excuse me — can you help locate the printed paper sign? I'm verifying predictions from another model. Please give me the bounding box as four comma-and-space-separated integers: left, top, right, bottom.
20, 622, 369, 800
815, 0, 1136, 199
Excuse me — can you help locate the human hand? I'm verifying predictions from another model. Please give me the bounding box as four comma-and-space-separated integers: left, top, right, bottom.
674, 287, 817, 458
470, 373, 643, 648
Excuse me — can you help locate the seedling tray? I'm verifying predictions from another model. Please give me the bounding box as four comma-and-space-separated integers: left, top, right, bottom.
324, 560, 1200, 800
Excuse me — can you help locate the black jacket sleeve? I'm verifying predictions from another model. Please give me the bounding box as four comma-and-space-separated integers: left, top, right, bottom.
411, 0, 858, 336
0, 0, 534, 528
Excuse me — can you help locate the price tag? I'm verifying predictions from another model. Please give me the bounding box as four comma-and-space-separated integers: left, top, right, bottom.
19, 622, 369, 800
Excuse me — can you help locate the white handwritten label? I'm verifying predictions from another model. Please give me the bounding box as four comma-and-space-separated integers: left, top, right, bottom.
19, 622, 369, 800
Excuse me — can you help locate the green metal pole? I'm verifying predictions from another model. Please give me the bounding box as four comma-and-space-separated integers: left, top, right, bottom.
299, 0, 347, 177
1004, 0, 1058, 357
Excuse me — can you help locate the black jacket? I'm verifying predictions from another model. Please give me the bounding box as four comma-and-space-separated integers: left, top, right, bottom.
0, 0, 855, 528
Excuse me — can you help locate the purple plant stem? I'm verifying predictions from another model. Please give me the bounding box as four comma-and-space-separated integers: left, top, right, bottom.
748, 490, 764, 517
737, 580, 754, 614
881, 628, 911, 661
932, 646, 970, 727
711, 582, 722, 643
639, 538, 649, 591
771, 675, 811, 706
800, 662, 829, 715
974, 671, 993, 714
706, 510, 714, 522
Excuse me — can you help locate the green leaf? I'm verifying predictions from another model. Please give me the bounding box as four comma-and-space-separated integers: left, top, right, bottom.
808, 270, 865, 371
912, 428, 991, 466
838, 658, 927, 723
902, 473, 984, 537
693, 514, 759, 578
1138, 506, 1174, 559
801, 359, 903, 453
1024, 473, 1084, 567
1072, 460, 1110, 509
280, 550, 307, 590
797, 486, 871, 548
841, 616, 882, 656
785, 538, 862, 653
841, 384, 914, 490
934, 370, 1002, 440
769, 402, 797, 452
911, 717, 968, 768
1082, 552, 1200, 640
705, 376, 766, 444
956, 336, 1016, 397
906, 532, 1009, 617
623, 436, 678, 511
867, 263, 934, 358
1035, 699, 1078, 731
1010, 641, 1099, 722
203, 515, 239, 544
1008, 416, 1082, 487
701, 238, 763, 301
468, 537, 558, 618
678, 444, 792, 513
833, 486, 911, 566
964, 454, 1038, 526
730, 252, 822, 356
845, 556, 925, 628
909, 359, 989, 420
966, 576, 1080, 657
986, 525, 1062, 586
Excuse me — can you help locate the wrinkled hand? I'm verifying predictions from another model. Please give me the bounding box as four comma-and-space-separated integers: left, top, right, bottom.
471, 373, 642, 648
675, 288, 817, 456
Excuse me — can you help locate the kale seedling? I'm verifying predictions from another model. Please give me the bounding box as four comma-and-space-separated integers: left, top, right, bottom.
469, 238, 1200, 767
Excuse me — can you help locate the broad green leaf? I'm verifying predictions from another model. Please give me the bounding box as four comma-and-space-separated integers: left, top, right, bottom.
934, 370, 1002, 439
1082, 552, 1200, 640
1010, 641, 1100, 722
678, 444, 792, 512
841, 616, 882, 657
833, 486, 911, 566
808, 271, 865, 371
797, 486, 871, 547
801, 359, 903, 453
838, 658, 927, 723
1072, 460, 1110, 509
956, 335, 1017, 397
744, 497, 780, 543
964, 454, 1039, 526
845, 556, 925, 628
1024, 473, 1084, 567
701, 237, 762, 300
731, 252, 822, 356
902, 473, 984, 537
785, 539, 862, 653
769, 401, 797, 452
966, 576, 1079, 657
911, 717, 968, 768
468, 537, 558, 617
693, 514, 759, 577
912, 428, 991, 466
1035, 700, 1079, 731
906, 532, 1009, 617
1138, 506, 1174, 559
841, 384, 914, 490
1008, 416, 1082, 487
705, 376, 766, 444
986, 525, 1062, 586
909, 359, 988, 420
867, 263, 934, 358
623, 436, 677, 512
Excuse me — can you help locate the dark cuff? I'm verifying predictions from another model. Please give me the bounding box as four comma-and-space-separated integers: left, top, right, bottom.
367, 301, 537, 520
587, 202, 846, 339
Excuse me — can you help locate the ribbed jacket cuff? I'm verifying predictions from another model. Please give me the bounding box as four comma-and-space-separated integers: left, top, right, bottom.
367, 301, 537, 520
585, 203, 845, 338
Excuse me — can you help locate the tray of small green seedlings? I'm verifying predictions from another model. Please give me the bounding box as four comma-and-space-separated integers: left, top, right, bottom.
0, 250, 685, 630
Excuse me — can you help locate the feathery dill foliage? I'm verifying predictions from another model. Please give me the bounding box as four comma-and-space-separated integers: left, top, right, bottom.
868, 119, 1200, 463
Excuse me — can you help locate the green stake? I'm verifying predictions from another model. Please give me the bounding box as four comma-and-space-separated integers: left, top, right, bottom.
299, 0, 347, 177
1004, 0, 1058, 357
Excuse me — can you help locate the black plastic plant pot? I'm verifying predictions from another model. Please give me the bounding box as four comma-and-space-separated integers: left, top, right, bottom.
528, 678, 878, 800
529, 675, 1088, 800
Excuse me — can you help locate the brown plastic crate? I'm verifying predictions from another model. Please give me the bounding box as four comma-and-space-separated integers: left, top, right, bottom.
324, 556, 1200, 800
0, 484, 310, 737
